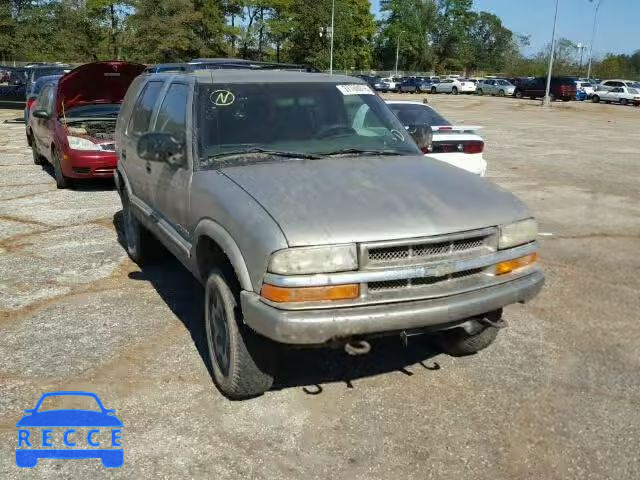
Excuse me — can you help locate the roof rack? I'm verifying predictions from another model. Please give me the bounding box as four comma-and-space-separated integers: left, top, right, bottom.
188, 58, 319, 73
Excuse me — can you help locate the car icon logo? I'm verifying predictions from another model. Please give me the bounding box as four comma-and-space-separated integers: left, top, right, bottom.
16, 391, 123, 468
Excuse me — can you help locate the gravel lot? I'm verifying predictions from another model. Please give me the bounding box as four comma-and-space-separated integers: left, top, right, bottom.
1, 95, 639, 479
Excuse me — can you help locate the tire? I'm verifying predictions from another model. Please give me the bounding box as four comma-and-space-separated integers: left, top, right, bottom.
434, 314, 501, 357
605, 100, 610, 104
452, 87, 458, 95
476, 88, 483, 96
431, 86, 437, 94
205, 270, 276, 399
592, 95, 600, 103
52, 148, 72, 189
549, 93, 556, 102
515, 90, 523, 99
120, 190, 160, 265
31, 139, 44, 165
620, 98, 628, 106
26, 129, 32, 147
498, 89, 505, 97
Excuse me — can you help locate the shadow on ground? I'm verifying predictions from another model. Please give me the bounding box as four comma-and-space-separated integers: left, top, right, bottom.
39, 162, 116, 191
113, 211, 444, 396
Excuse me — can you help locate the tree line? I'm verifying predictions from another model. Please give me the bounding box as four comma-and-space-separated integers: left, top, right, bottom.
1, 0, 639, 79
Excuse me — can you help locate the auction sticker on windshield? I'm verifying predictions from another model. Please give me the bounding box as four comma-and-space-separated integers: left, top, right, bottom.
336, 84, 374, 95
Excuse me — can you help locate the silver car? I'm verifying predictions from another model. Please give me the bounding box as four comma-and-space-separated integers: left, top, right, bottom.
115, 69, 544, 399
476, 79, 516, 97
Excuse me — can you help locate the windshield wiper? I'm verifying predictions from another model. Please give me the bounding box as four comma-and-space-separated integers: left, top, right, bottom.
208, 147, 322, 160
320, 148, 406, 157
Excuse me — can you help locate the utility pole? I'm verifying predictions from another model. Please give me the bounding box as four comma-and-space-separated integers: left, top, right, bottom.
329, 0, 335, 75
543, 0, 560, 106
395, 32, 404, 77
587, 0, 603, 79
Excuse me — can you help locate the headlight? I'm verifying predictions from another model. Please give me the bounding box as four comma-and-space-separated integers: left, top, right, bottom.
268, 244, 358, 275
67, 136, 101, 151
499, 219, 538, 249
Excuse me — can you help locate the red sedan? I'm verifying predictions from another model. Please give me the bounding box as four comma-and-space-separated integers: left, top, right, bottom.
29, 61, 145, 188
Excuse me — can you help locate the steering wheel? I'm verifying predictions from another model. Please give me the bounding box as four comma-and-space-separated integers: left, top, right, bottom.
316, 125, 356, 139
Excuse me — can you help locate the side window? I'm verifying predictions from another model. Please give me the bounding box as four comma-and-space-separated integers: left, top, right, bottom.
36, 86, 51, 111
127, 81, 164, 136
154, 83, 190, 142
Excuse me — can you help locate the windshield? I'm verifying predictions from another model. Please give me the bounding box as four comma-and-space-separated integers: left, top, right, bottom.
196, 82, 420, 164
387, 103, 451, 127
37, 395, 101, 412
65, 103, 120, 118
628, 88, 639, 94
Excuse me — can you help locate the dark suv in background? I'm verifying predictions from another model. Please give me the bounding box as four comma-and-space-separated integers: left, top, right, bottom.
513, 76, 577, 101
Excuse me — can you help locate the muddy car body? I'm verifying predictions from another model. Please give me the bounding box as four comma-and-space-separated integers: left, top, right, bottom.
29, 61, 145, 188
115, 70, 544, 399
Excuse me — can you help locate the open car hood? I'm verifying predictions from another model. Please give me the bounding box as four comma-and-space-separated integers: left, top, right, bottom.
56, 61, 145, 114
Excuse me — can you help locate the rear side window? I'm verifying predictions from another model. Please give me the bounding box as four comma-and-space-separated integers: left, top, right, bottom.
154, 83, 189, 141
128, 81, 164, 135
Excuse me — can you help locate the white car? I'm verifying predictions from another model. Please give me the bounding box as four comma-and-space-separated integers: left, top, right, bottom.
575, 80, 595, 97
431, 78, 477, 95
385, 100, 487, 176
374, 77, 397, 92
591, 86, 640, 106
598, 79, 640, 91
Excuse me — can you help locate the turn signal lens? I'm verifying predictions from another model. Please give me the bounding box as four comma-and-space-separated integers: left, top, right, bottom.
261, 284, 360, 303
495, 253, 538, 275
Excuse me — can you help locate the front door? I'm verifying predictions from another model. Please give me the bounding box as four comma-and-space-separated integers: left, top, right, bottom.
147, 82, 192, 249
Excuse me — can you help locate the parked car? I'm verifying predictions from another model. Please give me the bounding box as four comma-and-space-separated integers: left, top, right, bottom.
476, 79, 515, 97
398, 77, 433, 93
431, 78, 476, 95
8, 68, 29, 86
374, 77, 399, 92
29, 61, 145, 188
25, 65, 71, 100
591, 86, 640, 106
25, 74, 62, 143
385, 100, 487, 176
574, 80, 595, 97
115, 69, 543, 399
513, 76, 576, 101
597, 79, 640, 91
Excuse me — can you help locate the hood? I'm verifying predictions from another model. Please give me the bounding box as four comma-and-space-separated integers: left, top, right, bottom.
56, 61, 145, 114
221, 156, 531, 247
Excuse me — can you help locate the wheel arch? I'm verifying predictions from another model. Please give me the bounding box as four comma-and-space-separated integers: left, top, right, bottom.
192, 219, 253, 292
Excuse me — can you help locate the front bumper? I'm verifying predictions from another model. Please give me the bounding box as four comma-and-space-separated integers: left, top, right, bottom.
241, 269, 544, 344
62, 149, 117, 178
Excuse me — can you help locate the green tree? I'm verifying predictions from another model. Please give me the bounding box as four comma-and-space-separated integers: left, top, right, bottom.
431, 0, 475, 71
466, 11, 514, 72
375, 0, 437, 72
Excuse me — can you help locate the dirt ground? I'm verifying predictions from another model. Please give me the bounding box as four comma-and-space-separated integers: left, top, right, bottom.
0, 94, 639, 479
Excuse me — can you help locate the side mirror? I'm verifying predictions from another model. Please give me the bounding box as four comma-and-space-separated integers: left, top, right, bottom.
32, 110, 50, 120
407, 124, 433, 154
137, 132, 185, 167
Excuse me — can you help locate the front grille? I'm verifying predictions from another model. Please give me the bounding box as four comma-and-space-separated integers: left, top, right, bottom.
72, 167, 91, 174
368, 268, 485, 293
366, 235, 489, 266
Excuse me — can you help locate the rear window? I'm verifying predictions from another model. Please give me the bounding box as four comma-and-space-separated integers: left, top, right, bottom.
388, 103, 450, 127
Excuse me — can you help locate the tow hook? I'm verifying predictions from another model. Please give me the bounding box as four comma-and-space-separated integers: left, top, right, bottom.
344, 339, 371, 356
479, 315, 508, 329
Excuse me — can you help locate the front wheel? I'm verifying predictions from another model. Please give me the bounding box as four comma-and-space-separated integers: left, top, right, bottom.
498, 89, 505, 97
205, 270, 277, 399
434, 312, 502, 356
431, 86, 437, 94
451, 87, 458, 95
52, 148, 72, 189
620, 98, 629, 106
592, 95, 600, 103
515, 90, 523, 99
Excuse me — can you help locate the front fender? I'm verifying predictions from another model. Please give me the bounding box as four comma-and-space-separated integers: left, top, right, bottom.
192, 219, 253, 291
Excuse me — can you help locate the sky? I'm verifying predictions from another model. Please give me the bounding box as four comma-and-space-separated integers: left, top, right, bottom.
371, 0, 640, 58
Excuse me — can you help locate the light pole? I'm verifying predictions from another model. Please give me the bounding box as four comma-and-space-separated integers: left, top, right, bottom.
329, 0, 335, 75
394, 31, 404, 77
586, 0, 603, 79
543, 0, 560, 106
